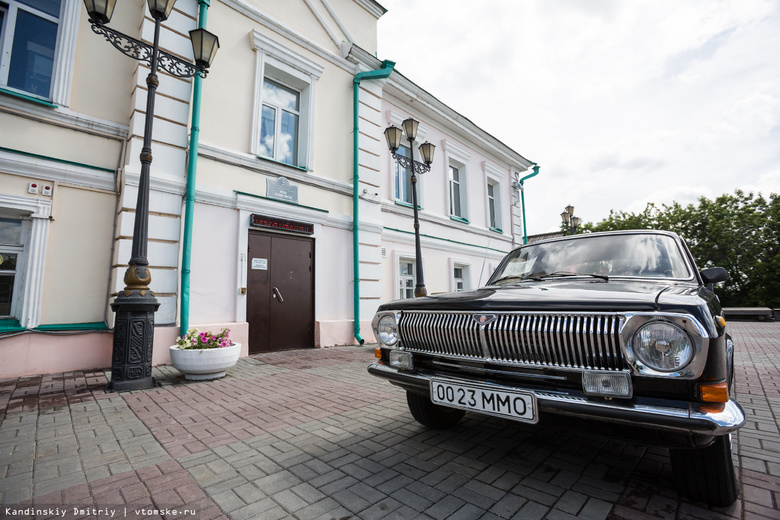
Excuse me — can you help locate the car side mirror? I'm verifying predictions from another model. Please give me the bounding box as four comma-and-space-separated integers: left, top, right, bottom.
701, 267, 728, 284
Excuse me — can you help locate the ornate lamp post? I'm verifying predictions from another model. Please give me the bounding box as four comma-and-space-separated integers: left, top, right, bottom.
83, 0, 219, 391
384, 118, 435, 297
561, 205, 581, 235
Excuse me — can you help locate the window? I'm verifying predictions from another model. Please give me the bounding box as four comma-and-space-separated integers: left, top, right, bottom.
443, 140, 470, 222
0, 217, 22, 317
449, 165, 466, 219
259, 78, 300, 165
393, 144, 413, 204
453, 263, 470, 292
252, 31, 323, 170
487, 180, 502, 230
399, 259, 415, 299
0, 0, 61, 99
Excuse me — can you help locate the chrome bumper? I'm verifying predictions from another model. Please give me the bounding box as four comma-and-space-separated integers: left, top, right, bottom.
368, 362, 745, 437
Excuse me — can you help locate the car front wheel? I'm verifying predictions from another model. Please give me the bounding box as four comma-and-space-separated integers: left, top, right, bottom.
669, 435, 738, 506
406, 391, 465, 429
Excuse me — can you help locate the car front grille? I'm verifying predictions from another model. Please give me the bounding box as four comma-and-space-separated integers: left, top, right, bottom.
398, 311, 626, 371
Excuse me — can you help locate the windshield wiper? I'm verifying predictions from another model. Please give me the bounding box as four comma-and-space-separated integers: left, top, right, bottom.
537, 271, 609, 281
492, 275, 539, 284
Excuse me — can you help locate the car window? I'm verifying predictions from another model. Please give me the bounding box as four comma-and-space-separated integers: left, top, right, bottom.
492, 234, 691, 283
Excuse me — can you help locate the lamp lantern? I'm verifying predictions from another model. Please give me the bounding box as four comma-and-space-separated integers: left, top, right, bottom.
147, 0, 177, 21
189, 28, 220, 69
418, 141, 435, 165
401, 118, 419, 142
82, 0, 116, 24
384, 125, 403, 153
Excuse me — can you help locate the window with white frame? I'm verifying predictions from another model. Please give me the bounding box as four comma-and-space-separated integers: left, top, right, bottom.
0, 0, 61, 98
252, 31, 323, 170
0, 216, 23, 317
393, 144, 413, 204
453, 263, 470, 292
443, 140, 470, 222
449, 165, 464, 218
487, 180, 502, 230
259, 78, 300, 165
398, 258, 415, 299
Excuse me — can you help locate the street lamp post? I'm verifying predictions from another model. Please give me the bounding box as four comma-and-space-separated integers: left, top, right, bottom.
83, 0, 219, 391
384, 118, 435, 297
561, 205, 581, 235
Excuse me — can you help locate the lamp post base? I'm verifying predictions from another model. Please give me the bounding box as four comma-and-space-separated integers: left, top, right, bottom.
414, 285, 427, 298
106, 291, 160, 392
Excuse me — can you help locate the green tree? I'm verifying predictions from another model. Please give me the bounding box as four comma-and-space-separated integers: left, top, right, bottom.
581, 190, 779, 308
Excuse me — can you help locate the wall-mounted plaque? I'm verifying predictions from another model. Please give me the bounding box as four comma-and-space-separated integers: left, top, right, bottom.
266, 177, 298, 204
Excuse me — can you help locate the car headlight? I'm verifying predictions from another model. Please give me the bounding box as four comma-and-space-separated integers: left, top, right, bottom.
375, 314, 399, 347
633, 321, 693, 372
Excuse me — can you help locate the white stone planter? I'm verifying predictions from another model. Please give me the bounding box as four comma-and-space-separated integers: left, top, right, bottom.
169, 343, 241, 380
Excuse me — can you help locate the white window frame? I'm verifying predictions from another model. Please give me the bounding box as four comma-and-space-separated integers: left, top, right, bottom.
251, 31, 323, 171
484, 163, 505, 232
442, 139, 471, 223
393, 143, 413, 205
0, 193, 50, 328
397, 256, 416, 300
449, 258, 471, 292
0, 0, 78, 105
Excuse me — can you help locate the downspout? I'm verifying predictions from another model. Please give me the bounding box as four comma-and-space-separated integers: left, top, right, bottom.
519, 164, 540, 244
352, 59, 395, 345
180, 0, 210, 336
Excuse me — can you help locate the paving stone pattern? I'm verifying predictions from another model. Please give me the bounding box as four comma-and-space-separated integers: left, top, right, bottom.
0, 322, 779, 519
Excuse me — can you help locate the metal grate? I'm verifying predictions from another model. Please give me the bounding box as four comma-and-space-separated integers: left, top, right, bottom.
399, 311, 625, 371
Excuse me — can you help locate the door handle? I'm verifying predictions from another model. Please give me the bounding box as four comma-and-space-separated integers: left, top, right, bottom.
273, 286, 284, 303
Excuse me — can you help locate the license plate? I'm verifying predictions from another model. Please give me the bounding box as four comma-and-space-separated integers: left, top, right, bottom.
430, 379, 538, 424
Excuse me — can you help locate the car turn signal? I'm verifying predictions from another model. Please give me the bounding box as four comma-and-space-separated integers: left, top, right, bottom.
699, 382, 728, 403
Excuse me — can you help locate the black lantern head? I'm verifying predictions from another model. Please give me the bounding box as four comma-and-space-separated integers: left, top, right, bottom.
83, 0, 116, 24
561, 211, 570, 224
402, 118, 419, 141
384, 125, 403, 153
189, 28, 220, 69
147, 0, 177, 21
565, 204, 575, 216
571, 216, 581, 228
418, 141, 435, 165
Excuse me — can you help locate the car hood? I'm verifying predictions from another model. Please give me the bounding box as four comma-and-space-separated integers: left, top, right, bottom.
380, 279, 707, 314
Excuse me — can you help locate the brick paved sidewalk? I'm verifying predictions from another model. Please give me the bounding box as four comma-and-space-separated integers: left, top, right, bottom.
1, 322, 778, 519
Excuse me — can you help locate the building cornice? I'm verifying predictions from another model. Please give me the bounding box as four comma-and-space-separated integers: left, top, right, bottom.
198, 142, 353, 197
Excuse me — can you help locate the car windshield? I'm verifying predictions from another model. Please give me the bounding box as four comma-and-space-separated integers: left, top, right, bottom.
490, 233, 692, 284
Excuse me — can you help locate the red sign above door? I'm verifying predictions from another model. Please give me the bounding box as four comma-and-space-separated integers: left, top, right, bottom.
250, 214, 314, 235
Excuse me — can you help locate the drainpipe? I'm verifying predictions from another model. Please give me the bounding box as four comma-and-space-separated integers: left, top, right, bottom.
180, 0, 210, 336
352, 59, 395, 345
518, 164, 540, 244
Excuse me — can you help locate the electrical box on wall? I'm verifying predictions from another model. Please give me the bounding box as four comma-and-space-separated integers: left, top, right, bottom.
28, 183, 39, 194
42, 185, 53, 196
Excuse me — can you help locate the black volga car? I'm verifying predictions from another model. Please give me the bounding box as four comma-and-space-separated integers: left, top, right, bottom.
369, 230, 744, 506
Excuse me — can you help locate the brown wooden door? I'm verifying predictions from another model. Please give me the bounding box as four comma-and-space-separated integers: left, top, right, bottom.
247, 231, 314, 353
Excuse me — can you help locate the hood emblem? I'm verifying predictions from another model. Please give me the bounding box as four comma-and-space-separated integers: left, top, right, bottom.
472, 314, 498, 326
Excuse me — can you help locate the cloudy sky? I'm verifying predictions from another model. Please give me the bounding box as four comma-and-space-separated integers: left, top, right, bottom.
376, 0, 780, 234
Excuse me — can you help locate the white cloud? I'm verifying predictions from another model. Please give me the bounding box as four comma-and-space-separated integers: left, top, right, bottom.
378, 0, 780, 233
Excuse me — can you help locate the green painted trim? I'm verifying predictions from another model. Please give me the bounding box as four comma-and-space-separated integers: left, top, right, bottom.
34, 322, 108, 331
255, 155, 309, 172
235, 191, 329, 213
489, 227, 503, 234
353, 60, 395, 345
0, 319, 23, 332
383, 226, 510, 255
0, 87, 57, 108
394, 200, 422, 210
450, 215, 470, 225
0, 146, 115, 173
